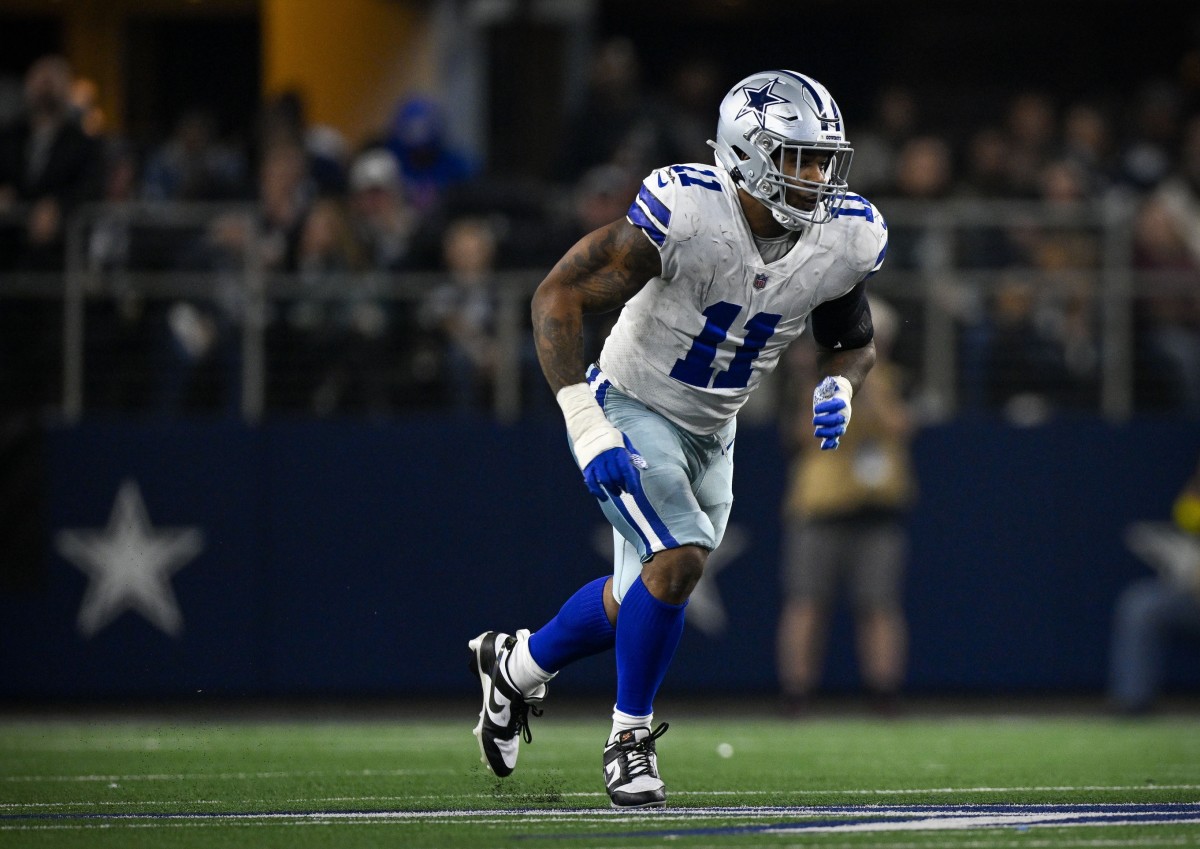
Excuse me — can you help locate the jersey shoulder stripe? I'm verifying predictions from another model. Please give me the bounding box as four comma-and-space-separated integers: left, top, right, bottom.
833, 193, 876, 222
627, 184, 671, 246
867, 241, 888, 278
830, 192, 888, 278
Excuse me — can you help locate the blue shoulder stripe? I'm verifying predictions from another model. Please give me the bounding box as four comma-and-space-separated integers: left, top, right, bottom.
865, 242, 888, 279
627, 183, 671, 247
627, 205, 666, 246
832, 195, 874, 223
636, 184, 671, 228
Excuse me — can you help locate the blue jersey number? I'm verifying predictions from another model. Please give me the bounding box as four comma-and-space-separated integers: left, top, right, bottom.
669, 302, 781, 389
670, 165, 723, 192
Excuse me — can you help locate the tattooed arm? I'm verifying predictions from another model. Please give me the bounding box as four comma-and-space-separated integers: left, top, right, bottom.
532, 218, 662, 395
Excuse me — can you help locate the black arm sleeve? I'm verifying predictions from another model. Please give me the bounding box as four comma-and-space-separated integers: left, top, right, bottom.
809, 279, 874, 350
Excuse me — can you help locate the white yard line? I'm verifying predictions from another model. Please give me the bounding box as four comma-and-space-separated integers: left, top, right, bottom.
4, 786, 1200, 810
1, 767, 453, 782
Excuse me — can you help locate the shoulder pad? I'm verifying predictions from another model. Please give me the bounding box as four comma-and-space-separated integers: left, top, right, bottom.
833, 193, 888, 276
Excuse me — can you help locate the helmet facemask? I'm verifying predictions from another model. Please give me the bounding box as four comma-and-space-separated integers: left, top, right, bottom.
742, 127, 853, 227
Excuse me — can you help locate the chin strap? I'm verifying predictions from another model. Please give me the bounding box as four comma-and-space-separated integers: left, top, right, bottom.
771, 207, 807, 231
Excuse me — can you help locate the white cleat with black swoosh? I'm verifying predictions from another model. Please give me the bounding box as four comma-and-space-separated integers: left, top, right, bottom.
468, 629, 547, 777
603, 723, 669, 808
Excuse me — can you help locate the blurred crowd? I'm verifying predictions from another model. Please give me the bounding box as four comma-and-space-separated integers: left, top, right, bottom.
1, 41, 1198, 421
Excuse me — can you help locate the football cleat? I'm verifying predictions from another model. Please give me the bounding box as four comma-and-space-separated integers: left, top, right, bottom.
602, 723, 669, 808
468, 629, 546, 777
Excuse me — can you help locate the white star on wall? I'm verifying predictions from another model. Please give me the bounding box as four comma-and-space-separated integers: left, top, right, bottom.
55, 479, 205, 638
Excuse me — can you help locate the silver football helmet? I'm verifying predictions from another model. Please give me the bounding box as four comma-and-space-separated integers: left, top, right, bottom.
709, 70, 854, 228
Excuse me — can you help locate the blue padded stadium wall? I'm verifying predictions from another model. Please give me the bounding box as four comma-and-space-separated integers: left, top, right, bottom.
0, 416, 1197, 700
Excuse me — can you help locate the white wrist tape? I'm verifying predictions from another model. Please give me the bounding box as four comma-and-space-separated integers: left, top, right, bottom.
556, 383, 624, 470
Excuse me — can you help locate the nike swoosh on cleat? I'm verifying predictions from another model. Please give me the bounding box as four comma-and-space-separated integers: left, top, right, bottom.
605, 760, 621, 785
487, 683, 508, 720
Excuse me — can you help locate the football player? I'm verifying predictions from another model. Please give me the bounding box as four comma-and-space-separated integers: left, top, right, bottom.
469, 70, 887, 808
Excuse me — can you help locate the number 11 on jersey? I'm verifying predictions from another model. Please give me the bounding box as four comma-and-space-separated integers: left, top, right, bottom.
669, 301, 781, 390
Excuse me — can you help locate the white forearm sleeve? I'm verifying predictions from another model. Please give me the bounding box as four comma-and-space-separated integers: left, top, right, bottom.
556, 383, 624, 470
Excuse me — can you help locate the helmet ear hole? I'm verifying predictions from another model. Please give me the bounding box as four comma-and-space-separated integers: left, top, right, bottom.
731, 145, 751, 162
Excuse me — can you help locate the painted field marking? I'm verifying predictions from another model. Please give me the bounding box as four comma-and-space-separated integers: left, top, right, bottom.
4, 773, 1198, 793
1, 767, 451, 783
4, 786, 1200, 812
554, 804, 1200, 840
4, 803, 1200, 824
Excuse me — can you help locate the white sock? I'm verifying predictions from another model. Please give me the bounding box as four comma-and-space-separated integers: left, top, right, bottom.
504, 632, 555, 695
609, 707, 653, 744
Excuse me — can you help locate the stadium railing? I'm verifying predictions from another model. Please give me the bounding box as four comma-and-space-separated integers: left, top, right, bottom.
0, 195, 1195, 424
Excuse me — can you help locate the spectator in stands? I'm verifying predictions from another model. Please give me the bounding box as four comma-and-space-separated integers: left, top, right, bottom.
1060, 103, 1115, 196
383, 96, 477, 214
658, 57, 723, 166
557, 162, 641, 251
69, 76, 105, 138
87, 141, 140, 273
0, 55, 104, 415
346, 147, 415, 271
84, 141, 156, 411
954, 128, 1025, 284
1040, 157, 1091, 206
1117, 80, 1184, 192
258, 89, 348, 197
777, 299, 916, 715
0, 54, 103, 270
141, 109, 247, 202
1004, 91, 1058, 198
889, 135, 955, 267
1109, 452, 1200, 715
1144, 115, 1200, 416
1131, 196, 1200, 415
277, 196, 394, 415
559, 37, 667, 179
880, 135, 955, 383
957, 127, 1019, 200
419, 217, 501, 413
1030, 234, 1102, 411
979, 275, 1073, 422
254, 139, 315, 273
848, 85, 918, 195
158, 139, 314, 414
156, 205, 249, 415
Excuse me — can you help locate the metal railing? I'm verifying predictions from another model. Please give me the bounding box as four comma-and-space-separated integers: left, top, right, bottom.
862, 197, 1139, 419
0, 195, 1195, 424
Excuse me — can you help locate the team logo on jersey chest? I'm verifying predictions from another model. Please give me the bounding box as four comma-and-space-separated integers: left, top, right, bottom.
753, 272, 769, 290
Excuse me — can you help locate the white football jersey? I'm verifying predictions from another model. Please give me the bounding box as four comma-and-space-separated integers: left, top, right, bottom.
599, 163, 888, 435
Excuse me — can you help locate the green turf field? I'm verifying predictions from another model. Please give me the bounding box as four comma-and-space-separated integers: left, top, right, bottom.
2, 705, 1198, 848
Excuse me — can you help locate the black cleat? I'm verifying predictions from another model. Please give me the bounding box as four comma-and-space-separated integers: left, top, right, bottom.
468, 630, 546, 777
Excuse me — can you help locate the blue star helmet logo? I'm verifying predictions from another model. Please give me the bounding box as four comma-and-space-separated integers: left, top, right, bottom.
735, 78, 789, 128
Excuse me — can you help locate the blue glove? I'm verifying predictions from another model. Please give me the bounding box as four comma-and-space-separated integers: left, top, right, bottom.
812, 376, 854, 451
582, 435, 648, 502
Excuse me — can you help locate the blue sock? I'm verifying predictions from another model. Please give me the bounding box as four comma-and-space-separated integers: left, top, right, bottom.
528, 576, 615, 673
615, 575, 687, 717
